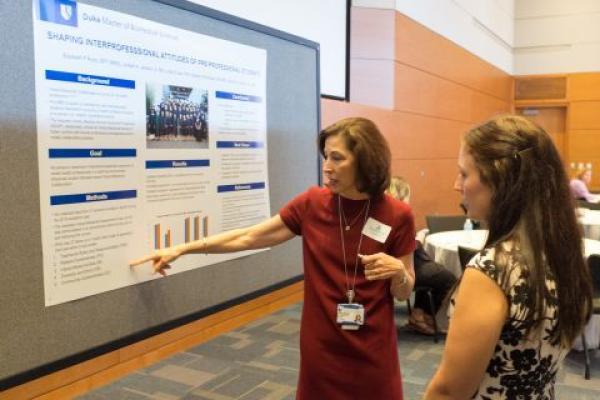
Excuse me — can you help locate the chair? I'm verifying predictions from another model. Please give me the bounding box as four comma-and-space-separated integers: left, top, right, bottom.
406, 285, 441, 343
404, 243, 442, 343
582, 254, 600, 379
577, 200, 600, 210
426, 215, 467, 234
458, 246, 478, 271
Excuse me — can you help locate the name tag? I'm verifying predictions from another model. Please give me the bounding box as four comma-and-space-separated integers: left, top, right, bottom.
362, 217, 391, 243
336, 303, 365, 330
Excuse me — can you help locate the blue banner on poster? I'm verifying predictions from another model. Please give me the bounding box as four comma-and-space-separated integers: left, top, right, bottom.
217, 182, 265, 193
216, 141, 264, 149
145, 160, 210, 169
215, 91, 262, 103
49, 149, 136, 158
45, 70, 136, 89
50, 190, 137, 206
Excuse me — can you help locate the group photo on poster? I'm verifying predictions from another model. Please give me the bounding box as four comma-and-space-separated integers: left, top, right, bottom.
146, 83, 209, 149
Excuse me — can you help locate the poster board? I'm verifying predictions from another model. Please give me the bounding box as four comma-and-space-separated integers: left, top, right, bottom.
0, 0, 319, 388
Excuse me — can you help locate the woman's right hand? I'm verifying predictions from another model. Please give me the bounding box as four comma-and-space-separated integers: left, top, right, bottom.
129, 246, 182, 276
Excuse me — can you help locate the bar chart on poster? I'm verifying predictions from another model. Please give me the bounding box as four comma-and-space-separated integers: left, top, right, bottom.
152, 213, 208, 249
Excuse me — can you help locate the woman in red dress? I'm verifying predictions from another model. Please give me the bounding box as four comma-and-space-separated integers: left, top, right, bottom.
131, 117, 416, 399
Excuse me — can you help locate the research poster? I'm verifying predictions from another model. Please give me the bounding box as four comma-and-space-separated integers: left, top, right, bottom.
32, 0, 269, 306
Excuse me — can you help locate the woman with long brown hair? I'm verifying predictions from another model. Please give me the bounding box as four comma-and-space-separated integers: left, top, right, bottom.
424, 115, 593, 399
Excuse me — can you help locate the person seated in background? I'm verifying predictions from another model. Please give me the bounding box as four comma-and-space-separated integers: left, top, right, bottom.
570, 167, 600, 203
388, 176, 457, 335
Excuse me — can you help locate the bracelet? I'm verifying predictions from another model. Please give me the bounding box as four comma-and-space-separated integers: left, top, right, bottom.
398, 272, 408, 286
202, 237, 208, 255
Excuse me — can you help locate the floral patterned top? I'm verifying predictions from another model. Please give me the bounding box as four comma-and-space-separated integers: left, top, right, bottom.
450, 243, 567, 400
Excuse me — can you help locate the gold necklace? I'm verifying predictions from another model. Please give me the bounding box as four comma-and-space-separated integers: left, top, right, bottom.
340, 199, 369, 231
338, 195, 371, 303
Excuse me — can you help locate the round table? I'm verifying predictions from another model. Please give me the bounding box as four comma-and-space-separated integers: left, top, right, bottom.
423, 230, 487, 277
578, 209, 600, 241
424, 229, 600, 277
423, 229, 600, 348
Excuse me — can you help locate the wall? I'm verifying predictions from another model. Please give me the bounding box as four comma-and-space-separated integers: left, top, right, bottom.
353, 0, 514, 74
515, 0, 600, 74
513, 71, 600, 189
512, 0, 600, 185
568, 73, 600, 188
322, 7, 513, 229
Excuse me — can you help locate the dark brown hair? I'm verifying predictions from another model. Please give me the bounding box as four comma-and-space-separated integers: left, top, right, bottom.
318, 117, 391, 197
464, 115, 592, 346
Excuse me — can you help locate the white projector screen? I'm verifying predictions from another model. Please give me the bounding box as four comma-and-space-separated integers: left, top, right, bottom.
189, 0, 349, 99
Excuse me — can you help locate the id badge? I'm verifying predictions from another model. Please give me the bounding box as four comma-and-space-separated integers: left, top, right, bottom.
362, 217, 391, 243
336, 303, 365, 330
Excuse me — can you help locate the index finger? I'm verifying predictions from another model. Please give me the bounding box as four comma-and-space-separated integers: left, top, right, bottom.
129, 254, 157, 267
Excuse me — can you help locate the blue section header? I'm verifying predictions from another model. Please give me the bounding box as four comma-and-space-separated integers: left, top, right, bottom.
50, 190, 137, 206
216, 141, 264, 149
49, 149, 136, 158
146, 159, 210, 169
215, 91, 262, 103
217, 182, 265, 193
39, 0, 78, 27
45, 70, 135, 89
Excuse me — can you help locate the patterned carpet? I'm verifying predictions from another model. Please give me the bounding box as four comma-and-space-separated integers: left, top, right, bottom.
78, 302, 600, 399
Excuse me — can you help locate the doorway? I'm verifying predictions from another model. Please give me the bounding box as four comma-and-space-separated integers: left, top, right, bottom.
516, 106, 567, 161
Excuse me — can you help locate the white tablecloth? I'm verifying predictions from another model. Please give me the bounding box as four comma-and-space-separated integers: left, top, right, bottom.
423, 229, 600, 348
579, 209, 600, 241
423, 230, 487, 278
424, 229, 600, 277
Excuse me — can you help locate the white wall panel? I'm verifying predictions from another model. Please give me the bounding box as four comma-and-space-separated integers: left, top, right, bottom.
455, 0, 514, 45
496, 0, 515, 17
352, 0, 395, 9
516, 43, 600, 75
514, 16, 577, 47
393, 0, 513, 73
516, 0, 600, 19
515, 0, 600, 74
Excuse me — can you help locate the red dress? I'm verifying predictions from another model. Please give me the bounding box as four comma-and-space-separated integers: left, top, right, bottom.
280, 187, 416, 400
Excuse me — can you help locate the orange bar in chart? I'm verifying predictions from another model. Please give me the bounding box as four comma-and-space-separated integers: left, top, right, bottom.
184, 217, 191, 243
154, 224, 161, 249
194, 216, 200, 240
203, 216, 209, 237
165, 229, 171, 247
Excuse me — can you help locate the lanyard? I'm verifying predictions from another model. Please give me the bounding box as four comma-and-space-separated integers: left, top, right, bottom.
338, 195, 370, 303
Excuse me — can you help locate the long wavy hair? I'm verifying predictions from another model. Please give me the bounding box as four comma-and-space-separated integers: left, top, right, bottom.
464, 115, 593, 346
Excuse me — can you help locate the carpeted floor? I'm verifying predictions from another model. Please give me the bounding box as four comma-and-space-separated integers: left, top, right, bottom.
78, 302, 600, 399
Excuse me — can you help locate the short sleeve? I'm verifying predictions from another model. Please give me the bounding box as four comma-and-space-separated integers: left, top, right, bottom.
279, 189, 310, 236
467, 248, 501, 283
466, 246, 534, 324
467, 247, 520, 295
386, 203, 416, 258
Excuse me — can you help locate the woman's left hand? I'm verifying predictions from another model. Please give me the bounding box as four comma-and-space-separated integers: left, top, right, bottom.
360, 252, 407, 281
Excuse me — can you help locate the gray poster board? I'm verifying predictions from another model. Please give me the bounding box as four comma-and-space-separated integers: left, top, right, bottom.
0, 0, 319, 388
